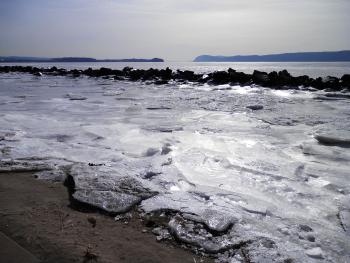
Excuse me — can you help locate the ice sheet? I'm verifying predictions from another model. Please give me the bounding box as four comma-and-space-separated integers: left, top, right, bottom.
0, 73, 349, 262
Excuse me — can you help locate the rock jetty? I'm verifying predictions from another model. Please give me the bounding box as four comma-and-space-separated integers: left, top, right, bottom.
0, 65, 349, 92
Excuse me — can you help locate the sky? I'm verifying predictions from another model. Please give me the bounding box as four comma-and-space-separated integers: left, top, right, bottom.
0, 0, 349, 61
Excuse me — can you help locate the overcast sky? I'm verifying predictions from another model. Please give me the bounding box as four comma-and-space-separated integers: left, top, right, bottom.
0, 0, 349, 61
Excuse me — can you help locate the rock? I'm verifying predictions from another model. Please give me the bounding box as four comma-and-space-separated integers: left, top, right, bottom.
146, 106, 172, 111
69, 69, 81, 77
154, 80, 169, 85
168, 216, 247, 254
229, 71, 252, 84
315, 134, 350, 148
306, 234, 316, 242
323, 93, 350, 99
141, 68, 157, 81
64, 93, 87, 101
98, 67, 114, 76
209, 71, 231, 85
247, 105, 264, 111
311, 77, 324, 90
152, 227, 171, 241
252, 70, 269, 85
299, 224, 313, 232
305, 247, 324, 259
183, 209, 237, 233
56, 68, 67, 76
159, 67, 172, 80
265, 71, 278, 86
142, 171, 161, 179
122, 67, 133, 74
341, 74, 350, 87
293, 75, 311, 87
323, 76, 340, 91
278, 70, 292, 85
175, 70, 198, 82
129, 69, 145, 81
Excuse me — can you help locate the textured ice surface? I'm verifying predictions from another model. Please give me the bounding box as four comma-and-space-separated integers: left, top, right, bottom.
69, 164, 156, 213
0, 73, 350, 262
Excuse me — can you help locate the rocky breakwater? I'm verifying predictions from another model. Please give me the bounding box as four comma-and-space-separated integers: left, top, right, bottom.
1, 65, 350, 92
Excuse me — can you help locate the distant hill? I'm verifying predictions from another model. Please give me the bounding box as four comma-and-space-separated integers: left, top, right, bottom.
0, 56, 164, 63
194, 51, 350, 62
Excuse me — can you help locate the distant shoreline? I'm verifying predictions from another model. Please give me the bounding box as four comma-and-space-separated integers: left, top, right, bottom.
194, 50, 350, 62
0, 57, 164, 63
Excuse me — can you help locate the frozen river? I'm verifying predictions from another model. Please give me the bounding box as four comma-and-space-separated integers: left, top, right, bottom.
0, 72, 349, 262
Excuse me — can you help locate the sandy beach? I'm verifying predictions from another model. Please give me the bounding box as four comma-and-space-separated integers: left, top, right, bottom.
0, 172, 212, 263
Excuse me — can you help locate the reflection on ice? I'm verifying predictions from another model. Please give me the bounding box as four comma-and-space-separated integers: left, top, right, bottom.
229, 85, 260, 95
0, 73, 350, 262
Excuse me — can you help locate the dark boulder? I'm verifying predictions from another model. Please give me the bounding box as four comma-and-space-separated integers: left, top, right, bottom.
155, 80, 169, 85
99, 67, 114, 76
341, 74, 350, 88
142, 68, 157, 81
311, 77, 324, 90
70, 69, 81, 77
46, 66, 57, 73
83, 68, 94, 76
57, 68, 67, 76
233, 72, 252, 85
123, 67, 133, 74
129, 69, 145, 81
278, 70, 292, 85
252, 70, 269, 86
209, 71, 230, 85
323, 76, 341, 91
268, 71, 279, 86
175, 70, 198, 82
247, 105, 264, 110
114, 75, 123, 80
0, 66, 10, 73
293, 75, 311, 87
159, 67, 173, 80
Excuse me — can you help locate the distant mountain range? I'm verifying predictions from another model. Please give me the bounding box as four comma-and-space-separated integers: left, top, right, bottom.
0, 56, 164, 63
194, 51, 350, 62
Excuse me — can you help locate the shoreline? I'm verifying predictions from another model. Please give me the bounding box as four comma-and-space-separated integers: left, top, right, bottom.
1, 65, 349, 92
0, 171, 212, 263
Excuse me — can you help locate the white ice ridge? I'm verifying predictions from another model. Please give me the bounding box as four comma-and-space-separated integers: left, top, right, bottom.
0, 73, 350, 262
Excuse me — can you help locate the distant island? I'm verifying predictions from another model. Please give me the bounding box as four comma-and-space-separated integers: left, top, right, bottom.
194, 50, 350, 62
0, 56, 164, 63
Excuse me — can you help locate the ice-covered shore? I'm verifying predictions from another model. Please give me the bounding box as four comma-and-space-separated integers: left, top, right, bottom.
0, 72, 349, 262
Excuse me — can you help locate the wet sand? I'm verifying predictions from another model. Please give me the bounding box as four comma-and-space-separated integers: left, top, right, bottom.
0, 172, 212, 263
